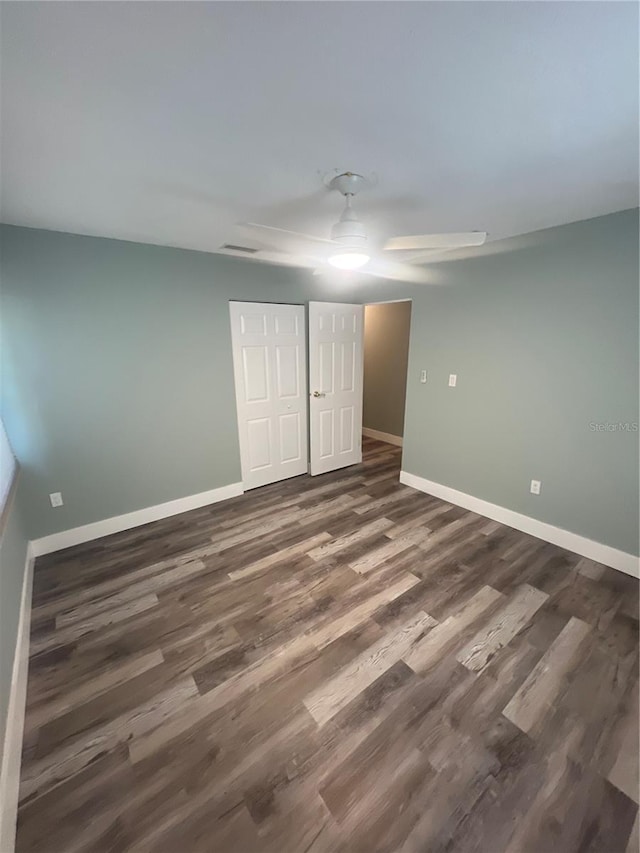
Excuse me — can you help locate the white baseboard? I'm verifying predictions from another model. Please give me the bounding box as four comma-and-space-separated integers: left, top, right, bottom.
362, 428, 403, 448
0, 544, 34, 853
30, 482, 244, 558
0, 480, 245, 845
400, 470, 639, 579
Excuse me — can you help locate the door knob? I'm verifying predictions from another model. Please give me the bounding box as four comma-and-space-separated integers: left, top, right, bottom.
312, 391, 326, 398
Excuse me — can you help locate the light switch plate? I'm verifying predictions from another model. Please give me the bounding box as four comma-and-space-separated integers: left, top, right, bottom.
448, 374, 457, 387
49, 492, 64, 507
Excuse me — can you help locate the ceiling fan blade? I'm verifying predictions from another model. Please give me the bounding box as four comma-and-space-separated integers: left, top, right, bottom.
217, 245, 322, 271
403, 248, 460, 264
239, 222, 336, 255
384, 232, 487, 251
358, 258, 433, 285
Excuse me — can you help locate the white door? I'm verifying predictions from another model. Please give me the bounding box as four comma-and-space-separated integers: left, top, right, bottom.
230, 302, 308, 490
308, 301, 364, 476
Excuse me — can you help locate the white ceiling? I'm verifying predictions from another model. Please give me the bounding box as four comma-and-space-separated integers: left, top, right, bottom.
1, 1, 638, 256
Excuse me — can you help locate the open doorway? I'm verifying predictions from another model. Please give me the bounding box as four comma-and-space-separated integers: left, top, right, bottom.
362, 300, 412, 448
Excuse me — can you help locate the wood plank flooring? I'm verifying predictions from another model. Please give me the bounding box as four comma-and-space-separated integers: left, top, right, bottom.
17, 438, 639, 852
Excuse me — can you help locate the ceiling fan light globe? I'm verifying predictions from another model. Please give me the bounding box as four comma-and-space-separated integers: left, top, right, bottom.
328, 252, 370, 270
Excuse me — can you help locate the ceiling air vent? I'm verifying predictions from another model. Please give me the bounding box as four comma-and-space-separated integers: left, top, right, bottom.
221, 243, 258, 254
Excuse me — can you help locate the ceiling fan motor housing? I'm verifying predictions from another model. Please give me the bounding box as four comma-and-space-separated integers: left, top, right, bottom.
330, 194, 368, 248
331, 221, 367, 249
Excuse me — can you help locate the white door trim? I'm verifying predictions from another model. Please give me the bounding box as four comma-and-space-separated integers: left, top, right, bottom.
365, 298, 412, 305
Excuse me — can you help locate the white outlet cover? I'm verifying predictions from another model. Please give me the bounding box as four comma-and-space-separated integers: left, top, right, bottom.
420, 370, 427, 384
530, 480, 541, 495
448, 374, 457, 387
49, 492, 64, 507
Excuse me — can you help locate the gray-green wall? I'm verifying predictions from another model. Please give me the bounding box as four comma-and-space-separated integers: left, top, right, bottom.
1, 209, 638, 557
0, 226, 361, 538
363, 301, 412, 438
357, 209, 640, 556
0, 487, 29, 764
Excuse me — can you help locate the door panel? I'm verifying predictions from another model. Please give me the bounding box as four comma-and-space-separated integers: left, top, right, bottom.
274, 312, 298, 335
319, 342, 334, 394
242, 347, 269, 402
240, 311, 268, 335
230, 302, 308, 490
340, 407, 354, 452
279, 412, 302, 462
319, 409, 334, 459
341, 341, 356, 391
247, 418, 272, 470
275, 345, 300, 398
309, 302, 364, 476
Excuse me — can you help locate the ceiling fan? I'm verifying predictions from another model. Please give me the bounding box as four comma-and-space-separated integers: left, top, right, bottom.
223, 172, 487, 284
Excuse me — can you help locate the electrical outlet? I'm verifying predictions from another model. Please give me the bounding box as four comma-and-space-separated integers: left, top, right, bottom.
49, 492, 64, 507
530, 480, 541, 495
420, 370, 427, 384
448, 374, 457, 387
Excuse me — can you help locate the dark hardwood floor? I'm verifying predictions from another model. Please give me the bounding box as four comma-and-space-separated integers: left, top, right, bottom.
17, 438, 639, 852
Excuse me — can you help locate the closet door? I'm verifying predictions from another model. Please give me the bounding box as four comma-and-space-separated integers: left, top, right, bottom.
230, 302, 308, 490
308, 301, 364, 475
